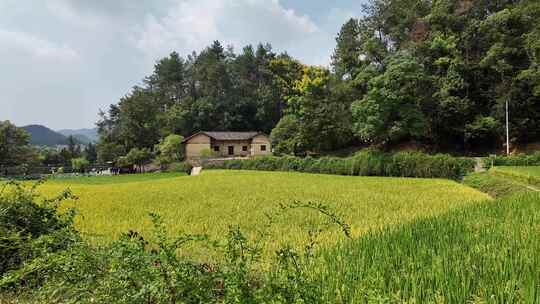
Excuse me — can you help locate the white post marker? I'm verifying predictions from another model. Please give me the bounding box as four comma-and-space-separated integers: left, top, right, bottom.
191, 166, 202, 176
506, 99, 510, 155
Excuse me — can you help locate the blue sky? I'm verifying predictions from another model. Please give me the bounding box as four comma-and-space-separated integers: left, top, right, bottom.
1, 0, 366, 129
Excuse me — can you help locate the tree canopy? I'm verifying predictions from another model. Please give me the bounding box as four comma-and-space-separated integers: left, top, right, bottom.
0, 121, 37, 168
96, 0, 540, 160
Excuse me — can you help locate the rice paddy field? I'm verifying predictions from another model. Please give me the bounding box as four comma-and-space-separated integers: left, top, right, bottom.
12, 168, 540, 302
491, 166, 540, 187
39, 170, 489, 259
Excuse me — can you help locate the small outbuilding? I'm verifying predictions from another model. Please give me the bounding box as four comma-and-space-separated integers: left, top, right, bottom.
183, 131, 272, 160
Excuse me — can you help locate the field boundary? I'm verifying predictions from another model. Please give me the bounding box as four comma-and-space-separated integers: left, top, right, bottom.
490, 167, 540, 187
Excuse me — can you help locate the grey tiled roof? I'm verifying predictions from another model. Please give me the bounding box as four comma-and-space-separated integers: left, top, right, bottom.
183, 131, 265, 142
203, 131, 259, 141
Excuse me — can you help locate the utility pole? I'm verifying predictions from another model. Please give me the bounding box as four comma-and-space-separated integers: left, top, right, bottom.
506, 99, 510, 155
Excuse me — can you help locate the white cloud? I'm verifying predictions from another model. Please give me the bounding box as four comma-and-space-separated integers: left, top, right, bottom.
0, 0, 362, 129
135, 0, 319, 65
0, 29, 79, 61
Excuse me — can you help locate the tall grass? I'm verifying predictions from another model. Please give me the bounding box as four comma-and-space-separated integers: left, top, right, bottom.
208, 150, 475, 180
317, 192, 540, 303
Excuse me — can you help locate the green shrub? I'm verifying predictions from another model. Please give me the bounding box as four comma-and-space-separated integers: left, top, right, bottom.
165, 162, 193, 174
71, 157, 90, 173
0, 181, 78, 275
209, 151, 474, 180
484, 152, 540, 168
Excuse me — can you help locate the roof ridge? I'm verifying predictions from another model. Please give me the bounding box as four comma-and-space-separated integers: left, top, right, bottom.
183, 131, 267, 143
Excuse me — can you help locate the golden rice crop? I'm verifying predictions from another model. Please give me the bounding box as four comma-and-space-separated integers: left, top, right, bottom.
39, 170, 489, 259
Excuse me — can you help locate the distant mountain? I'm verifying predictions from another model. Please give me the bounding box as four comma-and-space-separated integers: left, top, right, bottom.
22, 125, 69, 146
58, 128, 99, 143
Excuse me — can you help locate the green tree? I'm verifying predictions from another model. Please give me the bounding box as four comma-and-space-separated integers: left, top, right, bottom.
332, 18, 363, 79
67, 135, 80, 158
0, 121, 36, 168
286, 66, 354, 153
125, 148, 153, 173
270, 115, 302, 155
71, 157, 90, 173
145, 51, 187, 108
59, 148, 73, 166
351, 55, 431, 144
40, 148, 65, 166
155, 134, 184, 166
83, 143, 98, 164
96, 142, 124, 164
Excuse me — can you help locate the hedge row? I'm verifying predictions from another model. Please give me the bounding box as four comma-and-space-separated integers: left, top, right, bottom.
164, 162, 193, 174
484, 152, 540, 168
206, 150, 475, 180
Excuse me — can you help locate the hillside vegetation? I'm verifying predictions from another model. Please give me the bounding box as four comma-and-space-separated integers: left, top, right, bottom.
95, 0, 540, 167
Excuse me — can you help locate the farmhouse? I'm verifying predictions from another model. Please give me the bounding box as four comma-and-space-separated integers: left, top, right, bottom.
183, 131, 272, 159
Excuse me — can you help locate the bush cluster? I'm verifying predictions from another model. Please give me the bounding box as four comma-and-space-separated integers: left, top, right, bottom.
0, 181, 78, 275
207, 150, 475, 180
484, 152, 540, 168
164, 161, 193, 174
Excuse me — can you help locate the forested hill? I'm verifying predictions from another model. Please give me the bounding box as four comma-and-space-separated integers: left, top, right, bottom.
96, 0, 540, 163
22, 125, 68, 146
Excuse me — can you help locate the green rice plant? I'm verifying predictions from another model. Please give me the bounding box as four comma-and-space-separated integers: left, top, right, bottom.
491, 166, 540, 187
463, 172, 532, 198
317, 192, 540, 303
47, 172, 187, 185
36, 170, 488, 260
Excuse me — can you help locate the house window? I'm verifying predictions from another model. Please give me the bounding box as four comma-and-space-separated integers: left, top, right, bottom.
213, 145, 220, 152
260, 145, 267, 151
242, 146, 248, 152
228, 146, 234, 155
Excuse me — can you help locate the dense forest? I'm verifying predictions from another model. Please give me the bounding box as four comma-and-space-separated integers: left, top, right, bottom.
95, 0, 540, 161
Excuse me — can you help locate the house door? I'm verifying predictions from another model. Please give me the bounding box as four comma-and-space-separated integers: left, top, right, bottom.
228, 146, 234, 156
